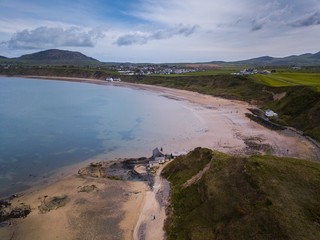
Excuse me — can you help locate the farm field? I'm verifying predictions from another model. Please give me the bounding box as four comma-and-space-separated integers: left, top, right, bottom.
252, 72, 320, 91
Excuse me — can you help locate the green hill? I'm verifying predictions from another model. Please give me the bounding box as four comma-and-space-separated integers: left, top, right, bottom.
0, 49, 101, 66
15, 49, 100, 66
162, 147, 320, 240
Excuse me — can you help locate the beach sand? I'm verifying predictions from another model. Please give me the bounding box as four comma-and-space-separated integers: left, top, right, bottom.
1, 77, 319, 240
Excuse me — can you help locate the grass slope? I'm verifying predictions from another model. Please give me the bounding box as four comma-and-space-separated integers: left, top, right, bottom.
253, 72, 320, 91
162, 147, 320, 240
267, 86, 320, 140
123, 75, 273, 102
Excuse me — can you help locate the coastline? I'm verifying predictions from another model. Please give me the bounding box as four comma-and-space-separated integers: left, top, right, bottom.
1, 75, 320, 240
14, 75, 320, 160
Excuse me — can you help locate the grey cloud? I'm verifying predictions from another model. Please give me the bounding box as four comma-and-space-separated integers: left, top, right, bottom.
289, 11, 320, 27
251, 19, 265, 31
3, 26, 106, 49
116, 33, 148, 46
115, 24, 199, 46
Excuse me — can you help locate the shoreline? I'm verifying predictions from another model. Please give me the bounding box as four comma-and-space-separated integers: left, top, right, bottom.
12, 75, 320, 158
1, 75, 320, 240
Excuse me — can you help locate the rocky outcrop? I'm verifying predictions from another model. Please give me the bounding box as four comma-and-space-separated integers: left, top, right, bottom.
78, 162, 107, 178
1, 198, 31, 223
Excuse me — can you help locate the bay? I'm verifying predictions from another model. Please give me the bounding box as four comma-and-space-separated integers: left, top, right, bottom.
0, 77, 201, 197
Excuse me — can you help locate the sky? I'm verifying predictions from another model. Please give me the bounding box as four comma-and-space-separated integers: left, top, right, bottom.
0, 0, 320, 63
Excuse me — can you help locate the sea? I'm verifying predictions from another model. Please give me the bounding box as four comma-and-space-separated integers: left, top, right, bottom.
0, 77, 202, 197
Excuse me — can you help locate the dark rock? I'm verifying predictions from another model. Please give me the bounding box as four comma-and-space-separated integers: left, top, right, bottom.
0, 200, 11, 208
78, 162, 107, 178
38, 195, 70, 214
77, 185, 98, 193
9, 204, 31, 219
0, 203, 31, 223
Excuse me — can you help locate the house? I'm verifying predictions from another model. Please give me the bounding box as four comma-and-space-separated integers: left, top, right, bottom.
149, 147, 165, 167
105, 77, 121, 82
265, 109, 278, 118
149, 160, 160, 168
152, 147, 165, 163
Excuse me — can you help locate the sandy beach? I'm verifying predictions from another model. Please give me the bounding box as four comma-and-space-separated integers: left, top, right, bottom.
1, 76, 320, 240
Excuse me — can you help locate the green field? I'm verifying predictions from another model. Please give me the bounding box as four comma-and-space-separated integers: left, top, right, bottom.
252, 72, 320, 91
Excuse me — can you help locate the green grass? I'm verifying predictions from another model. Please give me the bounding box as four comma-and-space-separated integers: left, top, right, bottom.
252, 72, 320, 91
183, 68, 241, 76
162, 148, 320, 240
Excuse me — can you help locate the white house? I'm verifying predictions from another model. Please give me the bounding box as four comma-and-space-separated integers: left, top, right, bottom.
149, 147, 165, 167
105, 77, 121, 82
152, 148, 165, 162
149, 160, 160, 168
265, 109, 278, 118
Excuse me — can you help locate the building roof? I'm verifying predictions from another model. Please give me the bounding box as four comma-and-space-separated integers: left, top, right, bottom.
152, 147, 164, 159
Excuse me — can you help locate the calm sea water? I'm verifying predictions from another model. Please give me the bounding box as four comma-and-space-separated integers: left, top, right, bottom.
0, 77, 201, 197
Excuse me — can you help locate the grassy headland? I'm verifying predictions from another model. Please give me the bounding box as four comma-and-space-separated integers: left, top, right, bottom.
162, 147, 320, 240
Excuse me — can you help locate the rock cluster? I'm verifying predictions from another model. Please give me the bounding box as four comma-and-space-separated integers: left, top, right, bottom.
0, 198, 31, 223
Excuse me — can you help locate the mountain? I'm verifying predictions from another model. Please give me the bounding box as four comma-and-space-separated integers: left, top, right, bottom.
16, 49, 100, 65
0, 49, 101, 66
1, 49, 320, 66
230, 51, 320, 66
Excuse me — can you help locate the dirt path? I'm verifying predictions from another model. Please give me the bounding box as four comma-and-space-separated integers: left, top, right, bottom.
133, 164, 170, 240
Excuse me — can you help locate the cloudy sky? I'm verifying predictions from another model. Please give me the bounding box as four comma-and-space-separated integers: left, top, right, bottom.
0, 0, 319, 62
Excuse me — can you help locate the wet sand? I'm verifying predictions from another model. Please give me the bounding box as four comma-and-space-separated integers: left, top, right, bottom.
1, 76, 320, 240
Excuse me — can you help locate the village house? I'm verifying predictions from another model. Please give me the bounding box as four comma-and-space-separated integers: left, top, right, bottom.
265, 109, 278, 118
149, 147, 165, 168
105, 77, 121, 82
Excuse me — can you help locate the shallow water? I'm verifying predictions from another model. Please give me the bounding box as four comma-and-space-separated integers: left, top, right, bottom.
0, 77, 202, 197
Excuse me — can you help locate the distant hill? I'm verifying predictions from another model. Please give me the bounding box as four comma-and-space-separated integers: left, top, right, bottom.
229, 51, 320, 66
16, 49, 100, 66
0, 49, 101, 66
1, 49, 320, 66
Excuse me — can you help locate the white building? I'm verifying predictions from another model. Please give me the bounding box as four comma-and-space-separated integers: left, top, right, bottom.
149, 147, 165, 168
105, 77, 121, 82
265, 109, 278, 118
